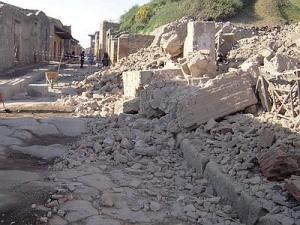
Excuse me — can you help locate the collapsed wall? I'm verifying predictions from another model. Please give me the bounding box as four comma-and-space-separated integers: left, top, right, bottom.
139, 71, 257, 129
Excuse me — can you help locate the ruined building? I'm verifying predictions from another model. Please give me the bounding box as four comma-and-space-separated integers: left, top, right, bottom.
0, 1, 81, 74
89, 20, 155, 64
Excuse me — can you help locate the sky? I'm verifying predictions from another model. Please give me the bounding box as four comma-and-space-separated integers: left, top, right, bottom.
4, 0, 150, 48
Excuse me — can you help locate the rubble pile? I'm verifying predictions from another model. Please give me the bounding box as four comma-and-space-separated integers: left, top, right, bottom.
46, 19, 300, 225
61, 70, 123, 117
45, 114, 244, 225
228, 23, 300, 69
181, 113, 300, 224
114, 45, 170, 71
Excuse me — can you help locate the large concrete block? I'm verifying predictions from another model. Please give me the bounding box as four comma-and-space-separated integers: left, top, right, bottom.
122, 69, 182, 98
123, 71, 153, 98
176, 72, 257, 129
184, 21, 216, 61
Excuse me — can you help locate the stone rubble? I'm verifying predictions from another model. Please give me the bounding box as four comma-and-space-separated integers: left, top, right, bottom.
22, 19, 300, 225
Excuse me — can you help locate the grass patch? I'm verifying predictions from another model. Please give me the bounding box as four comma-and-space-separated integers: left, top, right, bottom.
119, 0, 300, 33
279, 0, 300, 23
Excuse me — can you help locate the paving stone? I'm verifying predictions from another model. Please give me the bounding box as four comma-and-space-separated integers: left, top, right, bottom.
18, 123, 59, 136
0, 126, 13, 136
0, 170, 40, 189
0, 135, 23, 146
10, 144, 67, 161
60, 200, 98, 222
41, 117, 87, 137
77, 173, 114, 191
0, 118, 39, 128
86, 215, 121, 225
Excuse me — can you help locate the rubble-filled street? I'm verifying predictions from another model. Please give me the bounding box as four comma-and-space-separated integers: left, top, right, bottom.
1, 1, 300, 225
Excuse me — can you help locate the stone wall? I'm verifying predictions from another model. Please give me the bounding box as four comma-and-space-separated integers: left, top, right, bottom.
99, 21, 119, 60
0, 4, 50, 73
110, 39, 118, 64
123, 68, 183, 97
117, 34, 155, 61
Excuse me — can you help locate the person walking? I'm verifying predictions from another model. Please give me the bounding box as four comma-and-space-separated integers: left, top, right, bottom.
80, 51, 85, 68
87, 53, 94, 73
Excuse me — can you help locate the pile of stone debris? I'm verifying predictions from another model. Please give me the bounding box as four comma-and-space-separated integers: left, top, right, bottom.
51, 19, 300, 225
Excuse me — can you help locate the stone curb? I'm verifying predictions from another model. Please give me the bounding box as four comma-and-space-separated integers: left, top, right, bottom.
180, 139, 280, 225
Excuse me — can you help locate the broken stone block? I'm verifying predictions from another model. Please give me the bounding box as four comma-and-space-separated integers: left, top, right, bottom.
176, 72, 257, 129
204, 119, 218, 132
285, 175, 300, 202
123, 98, 140, 114
264, 54, 299, 73
184, 21, 216, 61
257, 149, 300, 181
122, 69, 182, 98
259, 128, 275, 148
162, 32, 184, 57
217, 32, 236, 57
187, 52, 217, 77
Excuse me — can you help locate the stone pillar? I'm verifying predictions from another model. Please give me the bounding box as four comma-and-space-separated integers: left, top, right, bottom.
110, 39, 118, 64
184, 21, 216, 61
117, 36, 129, 61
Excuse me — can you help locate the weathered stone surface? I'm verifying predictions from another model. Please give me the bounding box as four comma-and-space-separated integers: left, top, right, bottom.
18, 123, 59, 137
163, 33, 184, 57
77, 174, 113, 191
123, 98, 140, 114
259, 128, 275, 148
257, 149, 300, 181
117, 34, 155, 61
10, 144, 67, 161
0, 135, 23, 146
184, 21, 216, 61
0, 193, 20, 212
177, 73, 257, 129
86, 216, 121, 225
0, 118, 39, 127
122, 69, 181, 98
41, 117, 87, 137
181, 139, 209, 175
60, 200, 98, 222
0, 126, 13, 136
204, 162, 267, 225
187, 52, 217, 77
0, 170, 40, 189
285, 175, 300, 202
264, 54, 299, 73
48, 216, 68, 225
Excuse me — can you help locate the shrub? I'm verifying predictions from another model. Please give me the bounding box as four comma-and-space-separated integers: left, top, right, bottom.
120, 5, 140, 31
203, 0, 244, 20
135, 5, 153, 24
